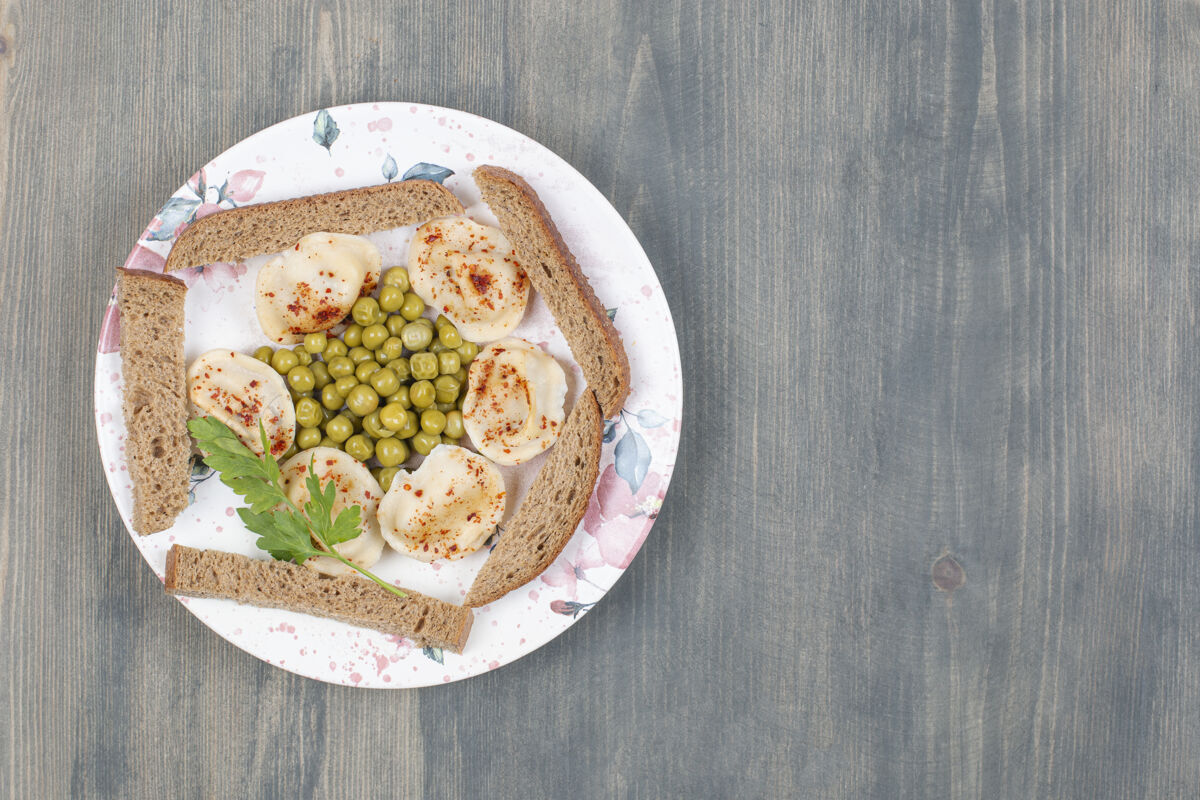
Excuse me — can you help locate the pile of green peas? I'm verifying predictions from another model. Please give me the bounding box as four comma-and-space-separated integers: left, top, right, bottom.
252, 266, 479, 492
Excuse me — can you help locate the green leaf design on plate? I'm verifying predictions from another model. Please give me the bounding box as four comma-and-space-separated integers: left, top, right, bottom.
312, 109, 340, 153
381, 154, 398, 181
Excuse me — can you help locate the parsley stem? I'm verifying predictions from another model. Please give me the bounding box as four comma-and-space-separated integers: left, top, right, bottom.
273, 475, 407, 599
320, 551, 408, 598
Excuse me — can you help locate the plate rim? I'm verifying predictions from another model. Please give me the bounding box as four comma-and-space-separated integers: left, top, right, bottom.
93, 101, 683, 687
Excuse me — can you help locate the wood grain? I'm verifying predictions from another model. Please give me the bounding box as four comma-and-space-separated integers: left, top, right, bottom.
2, 0, 1198, 797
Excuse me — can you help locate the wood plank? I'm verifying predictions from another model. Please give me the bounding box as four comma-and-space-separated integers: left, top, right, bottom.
2, 0, 1198, 797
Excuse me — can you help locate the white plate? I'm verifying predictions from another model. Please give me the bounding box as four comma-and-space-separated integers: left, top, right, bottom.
94, 103, 682, 687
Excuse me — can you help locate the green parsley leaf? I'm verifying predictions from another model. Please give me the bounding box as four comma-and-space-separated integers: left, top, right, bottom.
187, 416, 406, 598
325, 506, 365, 546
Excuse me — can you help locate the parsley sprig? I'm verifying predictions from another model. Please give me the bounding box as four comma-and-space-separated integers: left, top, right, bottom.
187, 416, 405, 598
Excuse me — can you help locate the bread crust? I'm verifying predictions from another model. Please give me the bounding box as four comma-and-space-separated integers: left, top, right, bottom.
473, 166, 631, 417
464, 391, 604, 607
164, 545, 474, 652
163, 179, 465, 271
117, 267, 188, 288
118, 267, 190, 534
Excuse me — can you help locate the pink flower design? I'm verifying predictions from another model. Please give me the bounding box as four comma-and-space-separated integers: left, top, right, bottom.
187, 168, 206, 196
541, 540, 604, 596
582, 465, 664, 569
194, 202, 223, 220
178, 261, 247, 290
98, 302, 120, 354
225, 170, 265, 202
122, 243, 166, 273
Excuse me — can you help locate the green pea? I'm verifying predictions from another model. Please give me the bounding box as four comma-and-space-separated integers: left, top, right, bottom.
413, 317, 435, 330
342, 324, 364, 347
379, 285, 405, 313
319, 436, 341, 450
325, 415, 354, 443
334, 375, 359, 398
411, 352, 439, 380
346, 384, 380, 416
355, 360, 381, 383
348, 346, 373, 364
292, 346, 312, 366
296, 426, 323, 450
437, 351, 461, 375
352, 297, 381, 326
380, 403, 408, 432
433, 374, 460, 403
287, 365, 316, 393
324, 338, 348, 359
456, 394, 465, 411
456, 341, 479, 364
390, 356, 411, 382
409, 379, 435, 409
441, 435, 460, 446
375, 465, 402, 491
342, 409, 363, 431
399, 292, 425, 321
391, 384, 412, 409
375, 437, 408, 468
429, 341, 448, 354
397, 410, 420, 439
369, 367, 400, 397
321, 405, 336, 424
410, 430, 441, 456
382, 266, 410, 292
321, 385, 344, 414
453, 367, 468, 386
295, 397, 324, 429
362, 323, 389, 350
270, 348, 299, 375
288, 386, 310, 403
344, 434, 374, 462
327, 355, 355, 379
438, 326, 463, 349
303, 332, 328, 354
420, 408, 447, 436
380, 336, 405, 362
309, 361, 332, 390
435, 401, 457, 413
444, 410, 465, 439
253, 346, 274, 364
434, 314, 454, 330
363, 411, 391, 440
385, 314, 407, 337
401, 322, 433, 352
281, 441, 298, 460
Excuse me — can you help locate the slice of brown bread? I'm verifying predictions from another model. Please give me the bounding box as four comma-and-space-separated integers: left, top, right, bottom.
117, 268, 190, 534
464, 391, 604, 607
163, 179, 465, 271
164, 544, 474, 652
473, 165, 630, 418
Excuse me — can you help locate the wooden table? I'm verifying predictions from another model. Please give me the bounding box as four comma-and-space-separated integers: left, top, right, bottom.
5, 1, 1198, 796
